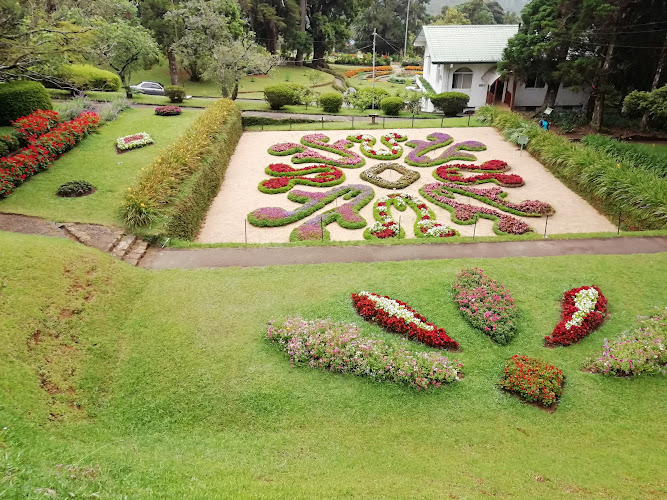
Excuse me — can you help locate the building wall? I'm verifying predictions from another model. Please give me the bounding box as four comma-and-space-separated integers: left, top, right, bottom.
422, 61, 497, 110
511, 77, 591, 108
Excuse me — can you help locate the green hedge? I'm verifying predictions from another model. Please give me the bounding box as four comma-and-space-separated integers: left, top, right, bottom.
380, 97, 404, 116
165, 85, 186, 103
122, 99, 242, 240
478, 106, 667, 230
241, 116, 319, 127
264, 85, 297, 110
430, 92, 469, 116
58, 64, 122, 92
319, 92, 343, 113
0, 81, 53, 125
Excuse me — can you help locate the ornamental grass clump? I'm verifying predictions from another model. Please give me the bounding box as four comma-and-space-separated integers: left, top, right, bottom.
453, 267, 518, 345
499, 355, 565, 407
266, 317, 462, 389
586, 307, 666, 376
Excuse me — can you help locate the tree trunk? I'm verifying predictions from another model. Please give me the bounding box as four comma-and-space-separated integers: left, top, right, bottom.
540, 82, 559, 112
188, 63, 201, 82
167, 50, 180, 86
312, 37, 328, 68
591, 38, 616, 132
296, 0, 306, 66
266, 23, 278, 54
641, 36, 666, 132
232, 81, 239, 100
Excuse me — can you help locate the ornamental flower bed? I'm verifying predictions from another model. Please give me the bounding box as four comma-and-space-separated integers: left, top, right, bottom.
586, 307, 666, 376
498, 355, 565, 408
544, 285, 608, 346
434, 162, 524, 187
351, 291, 459, 350
258, 163, 344, 194
116, 132, 154, 152
267, 317, 462, 389
347, 132, 407, 160
0, 112, 100, 198
13, 109, 61, 141
365, 193, 457, 239
155, 105, 182, 116
405, 132, 486, 167
453, 267, 518, 345
343, 66, 393, 78
268, 133, 364, 168
359, 162, 420, 189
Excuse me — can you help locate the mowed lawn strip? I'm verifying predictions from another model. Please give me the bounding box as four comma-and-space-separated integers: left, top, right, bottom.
0, 107, 202, 226
2, 231, 666, 498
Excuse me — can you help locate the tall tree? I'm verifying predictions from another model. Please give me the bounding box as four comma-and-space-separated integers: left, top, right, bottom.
432, 6, 471, 25
139, 0, 183, 85
458, 0, 496, 24
306, 0, 360, 67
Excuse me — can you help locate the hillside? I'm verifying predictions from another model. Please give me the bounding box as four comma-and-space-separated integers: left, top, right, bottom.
426, 0, 530, 16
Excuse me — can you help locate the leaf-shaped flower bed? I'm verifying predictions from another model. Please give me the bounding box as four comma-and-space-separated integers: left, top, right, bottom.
351, 291, 459, 350
544, 285, 608, 346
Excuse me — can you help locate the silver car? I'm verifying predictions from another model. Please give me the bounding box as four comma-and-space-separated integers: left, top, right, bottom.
129, 81, 165, 96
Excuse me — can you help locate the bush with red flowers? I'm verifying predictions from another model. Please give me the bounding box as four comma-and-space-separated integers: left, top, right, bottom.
0, 111, 100, 198
351, 291, 459, 350
544, 285, 607, 346
155, 105, 182, 116
12, 109, 60, 141
498, 355, 565, 407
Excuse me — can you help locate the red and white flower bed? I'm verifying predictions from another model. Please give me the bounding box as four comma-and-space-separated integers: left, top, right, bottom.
544, 285, 608, 346
116, 132, 154, 151
350, 132, 406, 160
369, 193, 457, 239
351, 291, 459, 349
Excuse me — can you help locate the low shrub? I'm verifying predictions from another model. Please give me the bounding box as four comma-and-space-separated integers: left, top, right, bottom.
0, 81, 53, 125
155, 105, 182, 116
164, 85, 186, 103
544, 285, 608, 346
318, 92, 343, 113
548, 108, 587, 133
498, 355, 565, 407
264, 84, 297, 110
56, 180, 95, 197
430, 92, 469, 116
241, 116, 319, 127
582, 135, 667, 177
351, 291, 459, 349
58, 64, 122, 92
401, 58, 422, 67
266, 317, 462, 389
0, 133, 19, 154
348, 87, 390, 111
453, 267, 518, 345
379, 96, 404, 116
121, 99, 242, 239
12, 109, 60, 141
477, 105, 667, 230
586, 307, 667, 376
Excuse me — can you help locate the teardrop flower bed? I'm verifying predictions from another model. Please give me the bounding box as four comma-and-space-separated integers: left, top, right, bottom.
544, 285, 608, 346
498, 355, 565, 408
585, 307, 666, 376
347, 132, 408, 160
453, 267, 518, 345
351, 291, 459, 350
266, 317, 463, 389
116, 132, 154, 151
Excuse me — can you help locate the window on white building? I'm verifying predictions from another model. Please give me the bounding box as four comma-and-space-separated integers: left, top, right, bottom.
425, 56, 431, 77
452, 67, 473, 89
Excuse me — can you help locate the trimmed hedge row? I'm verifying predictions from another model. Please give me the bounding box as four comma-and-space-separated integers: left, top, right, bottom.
0, 81, 53, 125
121, 99, 242, 239
478, 106, 667, 230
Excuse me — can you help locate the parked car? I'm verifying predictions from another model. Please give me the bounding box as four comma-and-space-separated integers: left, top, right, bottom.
129, 81, 165, 95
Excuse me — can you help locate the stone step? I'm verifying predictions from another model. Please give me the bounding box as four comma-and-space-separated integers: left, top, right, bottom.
123, 239, 149, 266
110, 234, 136, 259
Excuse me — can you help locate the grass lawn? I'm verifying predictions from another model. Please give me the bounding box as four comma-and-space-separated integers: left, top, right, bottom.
2, 231, 666, 498
236, 99, 435, 118
0, 107, 202, 226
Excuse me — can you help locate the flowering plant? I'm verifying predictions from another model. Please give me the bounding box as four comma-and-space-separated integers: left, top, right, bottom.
359, 162, 420, 189
545, 285, 607, 346
405, 132, 487, 167
347, 132, 407, 160
12, 109, 60, 141
351, 291, 459, 349
116, 132, 154, 151
434, 162, 524, 187
365, 193, 457, 239
267, 317, 462, 389
498, 355, 565, 407
268, 134, 365, 168
258, 163, 344, 194
453, 267, 518, 345
586, 307, 666, 376
155, 105, 182, 116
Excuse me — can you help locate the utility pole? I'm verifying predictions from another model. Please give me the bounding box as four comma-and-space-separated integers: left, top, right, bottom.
372, 28, 377, 109
403, 0, 411, 58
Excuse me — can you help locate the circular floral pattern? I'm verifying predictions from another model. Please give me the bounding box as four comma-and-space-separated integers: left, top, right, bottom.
359, 162, 420, 189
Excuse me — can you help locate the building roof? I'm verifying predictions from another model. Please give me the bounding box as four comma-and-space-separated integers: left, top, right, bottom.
414, 25, 520, 64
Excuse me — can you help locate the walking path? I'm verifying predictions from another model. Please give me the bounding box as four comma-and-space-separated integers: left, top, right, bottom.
141, 236, 667, 270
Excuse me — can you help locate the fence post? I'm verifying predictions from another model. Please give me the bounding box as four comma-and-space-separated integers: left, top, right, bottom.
383, 116, 385, 128
543, 214, 549, 238
320, 218, 324, 241
398, 216, 401, 238
412, 114, 415, 128
617, 212, 622, 235
244, 219, 247, 244
472, 218, 477, 239
351, 115, 354, 129
322, 116, 324, 129
289, 118, 292, 130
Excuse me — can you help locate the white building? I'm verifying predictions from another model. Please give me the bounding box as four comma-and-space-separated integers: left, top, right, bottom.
414, 24, 590, 111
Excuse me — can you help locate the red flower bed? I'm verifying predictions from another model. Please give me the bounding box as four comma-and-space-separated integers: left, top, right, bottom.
0, 112, 100, 198
498, 355, 565, 407
435, 161, 524, 187
544, 285, 607, 346
12, 109, 60, 141
351, 292, 459, 350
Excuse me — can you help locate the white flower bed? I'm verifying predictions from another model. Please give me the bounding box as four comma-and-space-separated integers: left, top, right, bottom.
116, 132, 154, 151
565, 287, 600, 330
357, 291, 434, 331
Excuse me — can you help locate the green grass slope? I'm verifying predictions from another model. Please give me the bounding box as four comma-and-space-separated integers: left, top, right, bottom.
1, 231, 666, 498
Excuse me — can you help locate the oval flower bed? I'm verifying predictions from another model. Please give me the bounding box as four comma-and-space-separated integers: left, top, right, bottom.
586, 306, 666, 376
116, 132, 154, 152
351, 291, 459, 350
155, 105, 182, 116
545, 285, 608, 346
267, 317, 463, 389
498, 355, 565, 409
453, 267, 518, 345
